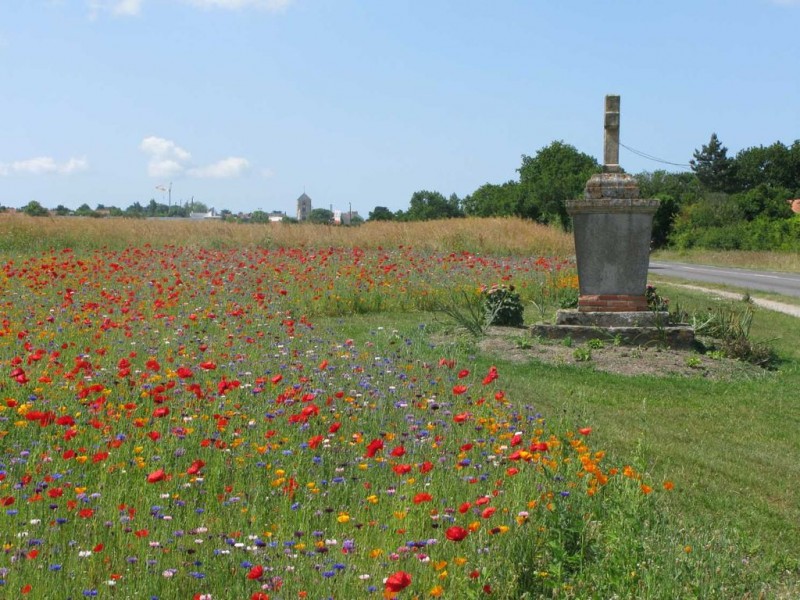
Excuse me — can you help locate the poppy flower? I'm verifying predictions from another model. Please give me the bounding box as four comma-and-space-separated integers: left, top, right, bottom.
384, 570, 411, 593
187, 460, 205, 475
246, 565, 264, 580
365, 438, 384, 458
457, 369, 470, 379
482, 366, 498, 385
147, 468, 167, 483
445, 526, 469, 541
452, 385, 468, 395
412, 493, 432, 504
578, 427, 592, 436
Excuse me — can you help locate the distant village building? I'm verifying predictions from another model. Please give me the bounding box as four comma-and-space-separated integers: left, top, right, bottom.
189, 208, 221, 219
296, 193, 312, 221
333, 209, 361, 225
268, 211, 286, 222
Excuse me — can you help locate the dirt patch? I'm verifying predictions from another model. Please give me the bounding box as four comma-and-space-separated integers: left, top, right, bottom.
477, 327, 767, 380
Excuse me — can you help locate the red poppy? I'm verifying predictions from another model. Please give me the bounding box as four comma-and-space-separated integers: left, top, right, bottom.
482, 366, 498, 385
246, 565, 264, 580
452, 385, 468, 395
578, 427, 592, 436
187, 460, 205, 475
390, 445, 406, 457
199, 361, 217, 370
147, 468, 167, 483
418, 461, 434, 473
445, 526, 469, 541
365, 438, 384, 458
457, 369, 470, 379
384, 570, 412, 593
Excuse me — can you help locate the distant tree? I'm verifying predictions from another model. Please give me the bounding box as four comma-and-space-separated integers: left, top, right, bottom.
189, 201, 209, 214
22, 200, 49, 217
249, 210, 271, 223
517, 141, 600, 229
53, 204, 72, 216
635, 170, 703, 248
96, 203, 107, 211
74, 203, 96, 217
462, 181, 521, 217
368, 206, 396, 221
401, 190, 463, 221
108, 206, 124, 217
733, 141, 800, 193
690, 133, 735, 193
348, 214, 365, 225
124, 202, 146, 218
308, 208, 334, 224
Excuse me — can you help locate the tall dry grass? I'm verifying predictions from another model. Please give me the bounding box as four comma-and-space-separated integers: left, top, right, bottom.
0, 214, 574, 256
654, 248, 800, 273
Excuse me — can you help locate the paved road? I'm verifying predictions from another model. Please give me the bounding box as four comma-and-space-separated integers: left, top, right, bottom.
649, 261, 800, 298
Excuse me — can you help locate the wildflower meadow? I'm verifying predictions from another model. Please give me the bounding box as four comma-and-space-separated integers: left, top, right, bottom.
1, 231, 793, 599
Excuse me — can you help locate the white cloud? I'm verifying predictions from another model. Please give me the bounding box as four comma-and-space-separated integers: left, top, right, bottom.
140, 136, 192, 178
188, 157, 250, 178
139, 136, 253, 179
0, 156, 89, 176
87, 0, 143, 18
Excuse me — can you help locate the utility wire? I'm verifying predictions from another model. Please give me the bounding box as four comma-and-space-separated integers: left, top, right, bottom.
619, 141, 691, 169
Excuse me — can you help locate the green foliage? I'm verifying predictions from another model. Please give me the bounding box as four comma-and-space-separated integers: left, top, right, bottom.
518, 141, 601, 229
22, 200, 49, 216
308, 208, 334, 224
690, 133, 736, 193
645, 284, 670, 312
400, 190, 464, 221
573, 346, 592, 361
482, 284, 525, 327
367, 206, 396, 221
462, 181, 521, 217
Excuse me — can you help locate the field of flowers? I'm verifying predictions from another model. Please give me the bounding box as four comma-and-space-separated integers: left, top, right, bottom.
1, 246, 668, 599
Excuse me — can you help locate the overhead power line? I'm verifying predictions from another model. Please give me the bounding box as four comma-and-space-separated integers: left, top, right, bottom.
619, 141, 691, 169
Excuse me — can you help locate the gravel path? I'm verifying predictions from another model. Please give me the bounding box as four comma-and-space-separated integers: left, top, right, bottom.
674, 284, 800, 318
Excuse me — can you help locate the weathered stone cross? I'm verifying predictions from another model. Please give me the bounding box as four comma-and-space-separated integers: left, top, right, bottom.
604, 95, 621, 172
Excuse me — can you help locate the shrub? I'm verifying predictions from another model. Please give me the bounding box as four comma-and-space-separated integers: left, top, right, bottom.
483, 284, 524, 327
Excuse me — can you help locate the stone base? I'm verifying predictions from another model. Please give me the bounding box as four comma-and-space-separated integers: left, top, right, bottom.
557, 309, 669, 327
532, 311, 695, 349
578, 294, 648, 312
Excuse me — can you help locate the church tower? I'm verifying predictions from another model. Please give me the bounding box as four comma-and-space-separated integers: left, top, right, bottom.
296, 193, 312, 221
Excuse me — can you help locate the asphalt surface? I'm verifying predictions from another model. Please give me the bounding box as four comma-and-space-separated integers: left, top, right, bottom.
649, 261, 800, 298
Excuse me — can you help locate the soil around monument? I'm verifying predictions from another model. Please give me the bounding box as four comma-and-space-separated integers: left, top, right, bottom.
476, 327, 767, 380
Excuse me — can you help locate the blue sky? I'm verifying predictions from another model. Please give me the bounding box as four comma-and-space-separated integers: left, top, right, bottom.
2, 1, 798, 217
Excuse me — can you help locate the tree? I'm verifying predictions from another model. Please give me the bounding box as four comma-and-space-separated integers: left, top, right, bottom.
308, 208, 334, 224
462, 181, 521, 217
733, 141, 800, 193
74, 203, 96, 217
401, 190, 463, 221
368, 206, 395, 221
635, 171, 703, 248
53, 204, 71, 216
690, 133, 735, 192
22, 200, 49, 217
517, 141, 600, 228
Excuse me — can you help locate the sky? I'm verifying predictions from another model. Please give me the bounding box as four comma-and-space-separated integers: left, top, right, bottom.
1, 0, 799, 217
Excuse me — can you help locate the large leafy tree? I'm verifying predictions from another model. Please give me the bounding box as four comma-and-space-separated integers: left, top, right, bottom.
462, 181, 521, 217
308, 208, 334, 224
22, 200, 49, 217
367, 206, 395, 221
690, 133, 735, 192
733, 141, 800, 193
517, 141, 600, 229
401, 190, 463, 221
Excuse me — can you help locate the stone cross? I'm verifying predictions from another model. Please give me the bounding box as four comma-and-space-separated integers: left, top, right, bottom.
603, 95, 621, 172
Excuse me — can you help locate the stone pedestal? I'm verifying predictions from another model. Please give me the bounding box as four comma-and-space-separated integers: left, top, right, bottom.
567, 172, 660, 313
